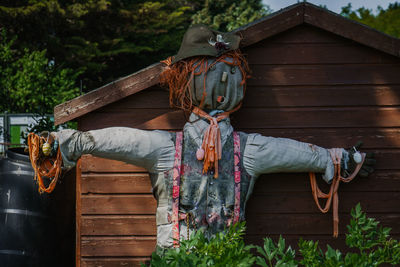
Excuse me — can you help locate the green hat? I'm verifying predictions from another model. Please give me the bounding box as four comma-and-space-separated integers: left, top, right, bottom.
172, 24, 241, 64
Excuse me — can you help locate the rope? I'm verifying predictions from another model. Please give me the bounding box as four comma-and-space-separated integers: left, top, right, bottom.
27, 133, 63, 193
309, 148, 365, 237
192, 107, 229, 178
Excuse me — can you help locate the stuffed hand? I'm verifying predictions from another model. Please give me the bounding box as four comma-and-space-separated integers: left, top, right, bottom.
342, 141, 375, 178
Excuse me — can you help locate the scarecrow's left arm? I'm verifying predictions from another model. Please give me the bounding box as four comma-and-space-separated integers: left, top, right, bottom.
242, 133, 372, 181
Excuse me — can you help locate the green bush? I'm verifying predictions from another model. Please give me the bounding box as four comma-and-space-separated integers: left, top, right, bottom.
145, 222, 256, 267
146, 204, 400, 267
256, 203, 400, 267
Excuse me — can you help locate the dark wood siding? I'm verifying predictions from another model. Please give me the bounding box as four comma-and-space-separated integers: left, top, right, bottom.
77, 156, 156, 267
240, 25, 400, 248
76, 24, 400, 266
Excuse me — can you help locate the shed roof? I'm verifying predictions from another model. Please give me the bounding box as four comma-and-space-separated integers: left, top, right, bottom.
54, 2, 400, 125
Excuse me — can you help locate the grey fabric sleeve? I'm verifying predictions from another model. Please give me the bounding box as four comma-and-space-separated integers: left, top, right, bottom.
53, 127, 175, 173
243, 133, 335, 183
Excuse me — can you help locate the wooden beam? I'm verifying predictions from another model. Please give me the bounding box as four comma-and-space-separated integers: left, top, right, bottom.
81, 236, 156, 257
81, 215, 156, 236
235, 3, 304, 47
81, 258, 150, 267
246, 213, 400, 235
246, 191, 400, 213
304, 3, 400, 58
80, 155, 147, 173
81, 173, 152, 194
81, 195, 156, 215
76, 160, 82, 267
54, 63, 164, 125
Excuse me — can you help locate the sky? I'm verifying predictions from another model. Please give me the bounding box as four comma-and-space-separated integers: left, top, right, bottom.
262, 0, 397, 14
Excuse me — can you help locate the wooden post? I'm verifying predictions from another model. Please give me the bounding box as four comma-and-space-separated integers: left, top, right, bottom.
76, 159, 82, 267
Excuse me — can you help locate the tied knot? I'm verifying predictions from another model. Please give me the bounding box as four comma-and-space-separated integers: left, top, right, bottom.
192, 107, 229, 178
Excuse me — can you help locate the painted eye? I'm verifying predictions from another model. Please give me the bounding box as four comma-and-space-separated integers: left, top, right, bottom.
230, 66, 236, 74
217, 96, 225, 103
209, 64, 216, 71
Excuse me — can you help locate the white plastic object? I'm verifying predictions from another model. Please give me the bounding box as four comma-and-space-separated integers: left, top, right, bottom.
221, 71, 228, 82
353, 151, 362, 164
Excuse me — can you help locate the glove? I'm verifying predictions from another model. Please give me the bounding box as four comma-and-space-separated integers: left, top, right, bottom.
342, 141, 375, 178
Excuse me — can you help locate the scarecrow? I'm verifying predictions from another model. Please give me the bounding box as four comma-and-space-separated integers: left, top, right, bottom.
28, 25, 375, 252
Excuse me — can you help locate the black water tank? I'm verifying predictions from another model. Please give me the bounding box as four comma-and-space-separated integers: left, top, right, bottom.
0, 148, 74, 267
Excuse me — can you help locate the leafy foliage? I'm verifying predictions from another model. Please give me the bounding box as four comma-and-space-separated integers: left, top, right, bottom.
192, 0, 270, 31
24, 117, 60, 136
0, 0, 196, 91
19, 116, 61, 146
0, 0, 268, 93
0, 29, 80, 114
146, 204, 400, 267
257, 204, 400, 267
145, 222, 256, 267
345, 203, 400, 266
341, 2, 400, 38
255, 236, 297, 267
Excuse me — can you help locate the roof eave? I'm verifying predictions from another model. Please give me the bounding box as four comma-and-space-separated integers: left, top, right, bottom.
54, 62, 163, 125
303, 3, 400, 58
54, 2, 400, 125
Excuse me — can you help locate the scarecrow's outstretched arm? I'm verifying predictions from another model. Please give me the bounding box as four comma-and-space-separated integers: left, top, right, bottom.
243, 134, 336, 182
52, 127, 175, 172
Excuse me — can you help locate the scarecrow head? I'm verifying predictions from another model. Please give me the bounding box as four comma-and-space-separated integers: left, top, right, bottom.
161, 24, 250, 114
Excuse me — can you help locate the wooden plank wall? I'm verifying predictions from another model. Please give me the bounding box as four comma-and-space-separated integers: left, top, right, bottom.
78, 156, 157, 267
76, 24, 400, 266
241, 25, 400, 248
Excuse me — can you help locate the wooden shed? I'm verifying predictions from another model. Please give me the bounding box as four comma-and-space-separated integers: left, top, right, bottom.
54, 3, 400, 267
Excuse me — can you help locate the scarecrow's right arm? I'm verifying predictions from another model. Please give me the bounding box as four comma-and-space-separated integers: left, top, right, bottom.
51, 127, 175, 173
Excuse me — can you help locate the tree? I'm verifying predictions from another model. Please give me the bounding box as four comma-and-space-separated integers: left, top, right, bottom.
192, 0, 271, 31
0, 0, 269, 94
0, 0, 195, 91
341, 2, 400, 38
0, 29, 80, 114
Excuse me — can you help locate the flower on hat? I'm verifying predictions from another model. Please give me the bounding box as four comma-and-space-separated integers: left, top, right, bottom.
208, 34, 230, 51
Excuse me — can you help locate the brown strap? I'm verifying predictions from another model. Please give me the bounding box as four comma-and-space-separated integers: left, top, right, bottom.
309, 148, 365, 237
233, 131, 241, 224
171, 132, 183, 247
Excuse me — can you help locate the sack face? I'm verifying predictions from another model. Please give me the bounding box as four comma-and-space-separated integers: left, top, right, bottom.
190, 57, 244, 111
